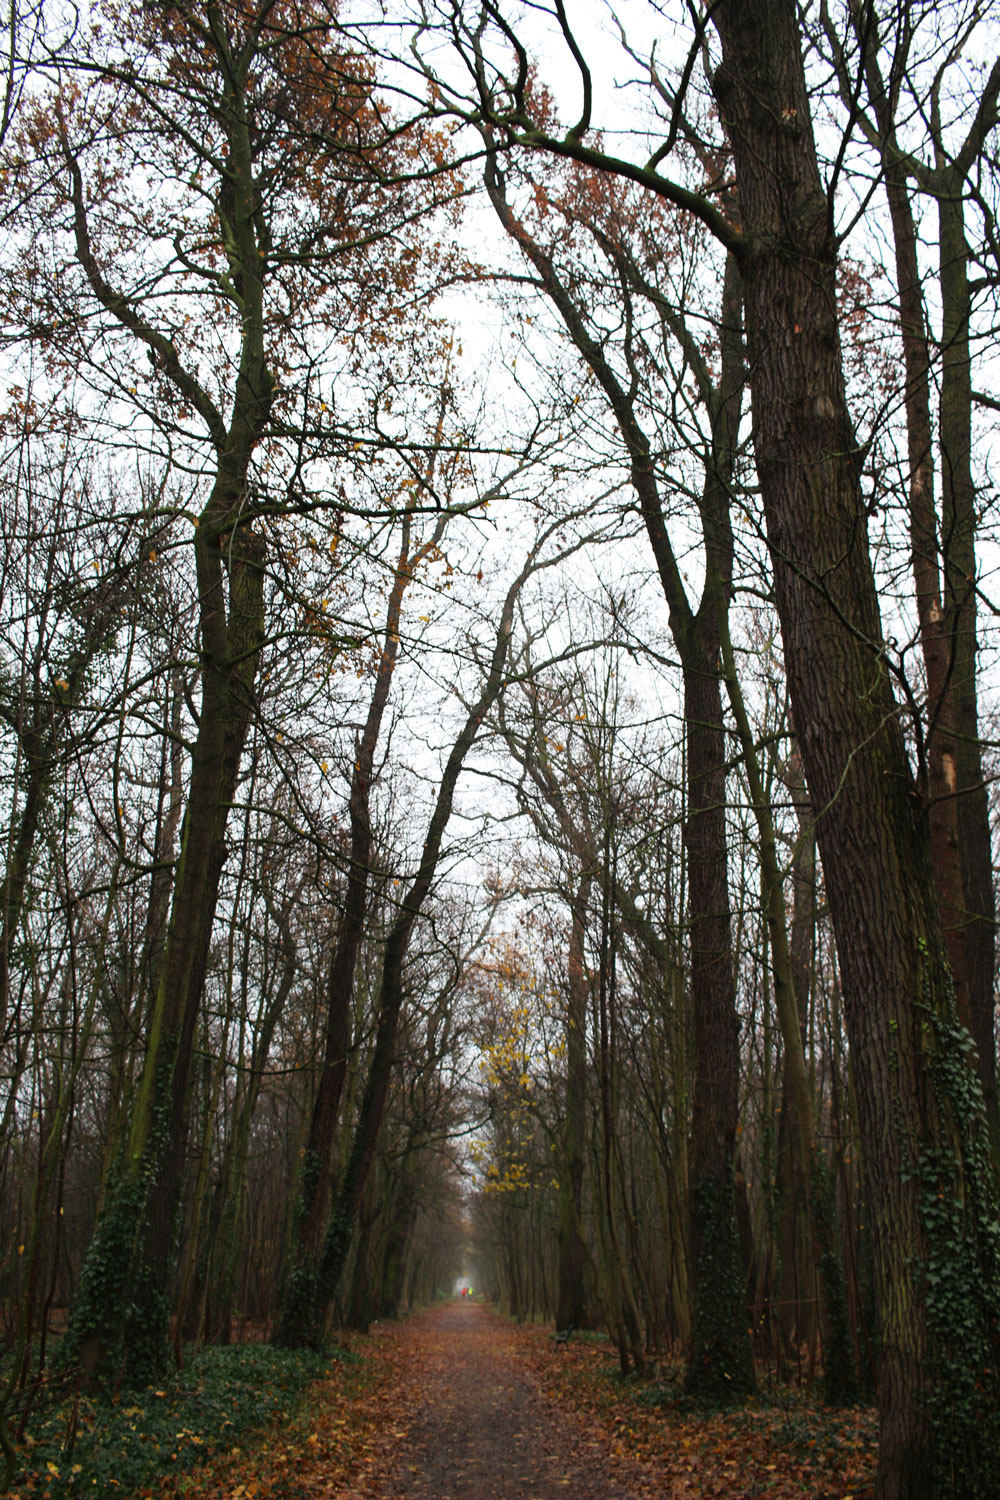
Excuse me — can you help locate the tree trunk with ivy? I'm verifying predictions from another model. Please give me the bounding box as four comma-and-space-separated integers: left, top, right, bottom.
52, 5, 278, 1382
710, 0, 1000, 1489
61, 509, 267, 1387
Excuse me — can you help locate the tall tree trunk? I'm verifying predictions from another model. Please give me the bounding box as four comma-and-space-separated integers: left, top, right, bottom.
937, 189, 997, 1140
852, 20, 997, 1134
710, 2, 1000, 1490
62, 518, 267, 1385
556, 870, 591, 1332
59, 57, 275, 1382
680, 624, 752, 1397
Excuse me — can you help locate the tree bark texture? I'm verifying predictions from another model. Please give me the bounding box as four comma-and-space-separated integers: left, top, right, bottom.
710, 0, 1000, 1491
855, 24, 973, 1048
681, 631, 753, 1398
556, 871, 591, 1332
937, 190, 997, 1138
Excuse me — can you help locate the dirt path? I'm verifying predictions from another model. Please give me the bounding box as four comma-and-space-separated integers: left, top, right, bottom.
338, 1301, 640, 1500
150, 1301, 877, 1499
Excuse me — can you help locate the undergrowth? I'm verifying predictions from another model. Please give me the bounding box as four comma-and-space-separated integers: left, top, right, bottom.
6, 1342, 347, 1498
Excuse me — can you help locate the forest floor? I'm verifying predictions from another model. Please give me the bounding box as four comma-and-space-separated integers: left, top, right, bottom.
146, 1300, 877, 1500
9, 1301, 877, 1498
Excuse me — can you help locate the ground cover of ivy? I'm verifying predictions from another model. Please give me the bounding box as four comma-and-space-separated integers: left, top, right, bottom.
8, 1342, 342, 1498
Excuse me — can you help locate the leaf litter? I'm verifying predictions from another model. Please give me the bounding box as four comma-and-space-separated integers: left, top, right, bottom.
164, 1302, 875, 1499
12, 1302, 876, 1498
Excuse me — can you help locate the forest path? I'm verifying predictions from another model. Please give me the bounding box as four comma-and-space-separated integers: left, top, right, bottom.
335, 1300, 641, 1500
151, 1299, 876, 1499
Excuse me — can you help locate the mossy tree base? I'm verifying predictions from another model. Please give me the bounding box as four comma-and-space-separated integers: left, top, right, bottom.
273, 1264, 326, 1351
913, 1008, 1000, 1497
684, 1173, 755, 1404
59, 1178, 171, 1389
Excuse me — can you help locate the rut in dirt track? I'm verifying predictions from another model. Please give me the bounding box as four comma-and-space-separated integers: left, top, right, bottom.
361, 1300, 639, 1500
